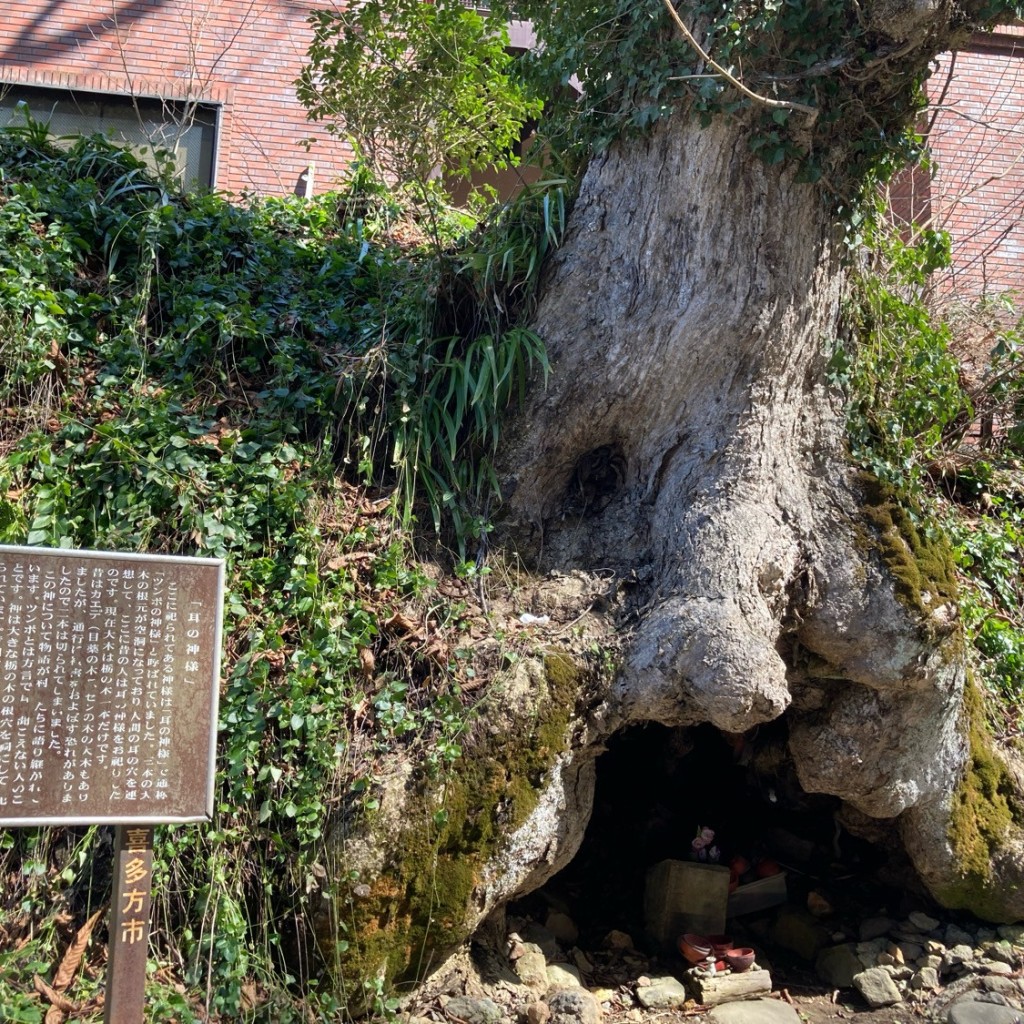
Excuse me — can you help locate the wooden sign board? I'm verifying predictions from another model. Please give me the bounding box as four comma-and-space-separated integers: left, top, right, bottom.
0, 545, 224, 825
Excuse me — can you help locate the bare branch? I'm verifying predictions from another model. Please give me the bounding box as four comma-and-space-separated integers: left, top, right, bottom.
659, 0, 818, 122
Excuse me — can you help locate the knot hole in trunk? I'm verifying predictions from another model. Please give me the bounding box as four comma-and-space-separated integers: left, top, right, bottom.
566, 444, 627, 517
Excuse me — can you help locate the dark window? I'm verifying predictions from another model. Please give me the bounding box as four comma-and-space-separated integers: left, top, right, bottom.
0, 85, 218, 188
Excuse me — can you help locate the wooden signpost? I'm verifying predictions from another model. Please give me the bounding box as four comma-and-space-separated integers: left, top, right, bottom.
0, 545, 224, 1023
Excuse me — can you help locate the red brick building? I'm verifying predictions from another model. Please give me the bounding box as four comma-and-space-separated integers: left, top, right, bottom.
0, 0, 353, 195
924, 25, 1024, 300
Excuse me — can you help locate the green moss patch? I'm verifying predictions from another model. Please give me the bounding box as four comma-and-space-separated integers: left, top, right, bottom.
855, 472, 958, 620
938, 681, 1020, 920
330, 650, 587, 1004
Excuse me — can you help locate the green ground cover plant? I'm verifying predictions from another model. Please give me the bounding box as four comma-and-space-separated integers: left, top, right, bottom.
0, 124, 563, 1020
836, 195, 1024, 723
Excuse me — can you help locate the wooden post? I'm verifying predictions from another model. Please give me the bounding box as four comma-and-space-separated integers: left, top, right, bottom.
104, 825, 155, 1024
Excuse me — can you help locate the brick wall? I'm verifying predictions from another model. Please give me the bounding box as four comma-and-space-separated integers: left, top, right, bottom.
0, 0, 354, 196
926, 28, 1024, 300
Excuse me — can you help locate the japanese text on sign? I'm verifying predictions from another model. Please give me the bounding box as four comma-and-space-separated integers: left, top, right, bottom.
0, 546, 223, 825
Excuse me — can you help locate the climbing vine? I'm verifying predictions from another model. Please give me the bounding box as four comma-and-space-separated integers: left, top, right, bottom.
496, 0, 1024, 188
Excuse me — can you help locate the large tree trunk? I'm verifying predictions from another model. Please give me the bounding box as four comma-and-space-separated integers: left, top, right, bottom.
503, 113, 843, 732
494, 109, 1016, 913
327, 103, 1024, 1005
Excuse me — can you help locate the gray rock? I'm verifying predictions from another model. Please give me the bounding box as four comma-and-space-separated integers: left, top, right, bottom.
817, 943, 864, 988
526, 1002, 551, 1024
635, 976, 689, 1011
546, 988, 601, 1024
985, 962, 1015, 977
545, 964, 582, 990
601, 930, 633, 950
986, 943, 1020, 967
860, 917, 898, 941
880, 963, 914, 982
947, 925, 978, 948
944, 945, 977, 971
545, 912, 579, 946
856, 938, 890, 969
706, 999, 802, 1024
947, 993, 1023, 1024
522, 924, 560, 959
514, 945, 550, 991
979, 929, 999, 944
911, 967, 941, 991
853, 967, 904, 1008
961, 991, 1010, 1006
896, 941, 925, 963
980, 977, 1024, 1002
770, 908, 831, 961
909, 911, 942, 933
998, 925, 1024, 945
446, 997, 505, 1024
572, 950, 593, 974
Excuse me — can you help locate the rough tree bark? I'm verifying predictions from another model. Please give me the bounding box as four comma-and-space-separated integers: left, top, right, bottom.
502, 113, 844, 733
494, 108, 987, 905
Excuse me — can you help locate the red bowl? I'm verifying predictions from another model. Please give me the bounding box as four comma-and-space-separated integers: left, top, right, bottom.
729, 855, 750, 876
724, 947, 756, 973
706, 934, 733, 957
678, 933, 712, 964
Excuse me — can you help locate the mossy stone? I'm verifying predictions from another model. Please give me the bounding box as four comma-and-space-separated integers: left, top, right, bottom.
855, 472, 958, 622
937, 680, 1020, 921
326, 650, 589, 1006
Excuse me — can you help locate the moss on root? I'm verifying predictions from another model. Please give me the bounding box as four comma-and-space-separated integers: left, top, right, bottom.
329, 650, 586, 1005
936, 680, 1020, 921
855, 472, 958, 620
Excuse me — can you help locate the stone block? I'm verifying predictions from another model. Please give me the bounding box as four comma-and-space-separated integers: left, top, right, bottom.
816, 944, 863, 988
853, 967, 903, 1009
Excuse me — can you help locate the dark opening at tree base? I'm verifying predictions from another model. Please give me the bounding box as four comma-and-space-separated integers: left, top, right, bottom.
507, 721, 921, 955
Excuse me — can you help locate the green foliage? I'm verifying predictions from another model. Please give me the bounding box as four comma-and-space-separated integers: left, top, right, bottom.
949, 502, 1024, 708
298, 0, 542, 188
332, 176, 563, 547
0, 123, 561, 1017
836, 201, 965, 490
492, 0, 1022, 189
839, 203, 1024, 715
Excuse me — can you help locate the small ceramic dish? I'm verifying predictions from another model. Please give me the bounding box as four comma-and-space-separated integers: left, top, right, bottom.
678, 933, 712, 964
724, 947, 756, 973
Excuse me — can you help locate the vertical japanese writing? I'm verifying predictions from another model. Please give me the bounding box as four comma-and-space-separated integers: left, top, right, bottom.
105, 823, 155, 1024
0, 559, 12, 806
0, 549, 220, 821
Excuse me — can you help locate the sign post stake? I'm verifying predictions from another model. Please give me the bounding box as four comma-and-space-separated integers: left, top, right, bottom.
104, 825, 155, 1024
